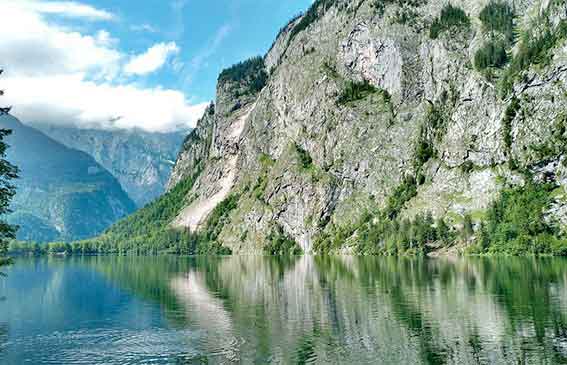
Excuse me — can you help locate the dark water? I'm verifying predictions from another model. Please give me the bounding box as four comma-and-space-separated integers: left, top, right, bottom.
0, 256, 566, 364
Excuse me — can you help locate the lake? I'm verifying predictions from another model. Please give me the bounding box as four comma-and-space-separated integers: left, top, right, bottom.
0, 256, 566, 364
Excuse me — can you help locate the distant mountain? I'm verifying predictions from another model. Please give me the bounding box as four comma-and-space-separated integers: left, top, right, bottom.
29, 123, 187, 207
0, 114, 136, 242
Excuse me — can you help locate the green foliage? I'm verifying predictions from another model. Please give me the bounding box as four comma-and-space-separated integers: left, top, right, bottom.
264, 225, 303, 255
499, 20, 567, 96
0, 74, 19, 268
502, 96, 520, 152
67, 166, 236, 256
474, 40, 509, 70
461, 160, 475, 174
391, 6, 420, 26
105, 167, 202, 240
316, 182, 567, 257
253, 175, 269, 201
414, 102, 447, 169
218, 56, 268, 96
473, 2, 515, 77
472, 183, 567, 256
252, 154, 275, 202
479, 1, 515, 41
414, 135, 436, 168
355, 211, 455, 256
294, 144, 313, 169
337, 80, 392, 109
529, 114, 567, 162
198, 194, 240, 248
371, 0, 426, 19
385, 175, 418, 220
338, 80, 378, 104
462, 214, 474, 239
321, 60, 340, 79
429, 4, 470, 39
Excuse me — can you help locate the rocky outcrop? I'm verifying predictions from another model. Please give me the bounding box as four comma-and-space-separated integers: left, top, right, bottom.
171, 103, 255, 231
167, 104, 215, 191
167, 0, 567, 253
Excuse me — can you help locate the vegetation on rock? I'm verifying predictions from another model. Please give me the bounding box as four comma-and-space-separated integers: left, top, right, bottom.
474, 40, 509, 70
474, 2, 515, 75
479, 1, 515, 42
499, 19, 567, 95
469, 183, 567, 256
218, 56, 268, 96
264, 225, 303, 255
429, 4, 470, 39
337, 80, 391, 106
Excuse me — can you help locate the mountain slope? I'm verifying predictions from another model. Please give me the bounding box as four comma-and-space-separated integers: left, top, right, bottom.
29, 124, 186, 207
0, 114, 136, 242
94, 0, 567, 256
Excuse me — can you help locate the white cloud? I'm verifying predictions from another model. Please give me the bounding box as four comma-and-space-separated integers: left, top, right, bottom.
2, 74, 209, 132
11, 0, 115, 21
124, 42, 180, 76
0, 1, 206, 132
0, 4, 121, 79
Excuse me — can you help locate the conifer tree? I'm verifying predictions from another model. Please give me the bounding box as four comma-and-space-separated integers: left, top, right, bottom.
0, 69, 19, 271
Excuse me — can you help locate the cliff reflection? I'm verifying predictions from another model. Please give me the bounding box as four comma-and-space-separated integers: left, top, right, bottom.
90, 256, 567, 364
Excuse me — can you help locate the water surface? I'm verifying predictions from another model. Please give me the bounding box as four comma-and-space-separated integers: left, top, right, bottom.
0, 256, 566, 364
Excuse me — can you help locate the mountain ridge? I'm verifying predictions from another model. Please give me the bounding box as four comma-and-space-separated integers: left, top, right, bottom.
0, 114, 136, 242
29, 123, 187, 207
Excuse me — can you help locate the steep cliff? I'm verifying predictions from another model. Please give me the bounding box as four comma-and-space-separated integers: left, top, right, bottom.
90, 0, 567, 255
162, 0, 567, 254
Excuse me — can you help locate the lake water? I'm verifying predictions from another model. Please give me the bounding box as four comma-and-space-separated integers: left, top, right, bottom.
0, 256, 566, 364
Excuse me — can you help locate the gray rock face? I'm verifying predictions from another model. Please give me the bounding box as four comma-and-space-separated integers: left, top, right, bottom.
167, 105, 214, 191
168, 0, 567, 252
340, 23, 403, 96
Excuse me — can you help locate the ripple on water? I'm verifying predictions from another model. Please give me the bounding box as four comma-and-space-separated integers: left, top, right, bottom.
9, 327, 207, 364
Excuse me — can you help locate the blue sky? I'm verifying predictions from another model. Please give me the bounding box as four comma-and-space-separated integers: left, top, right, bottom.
0, 0, 312, 131
94, 0, 312, 101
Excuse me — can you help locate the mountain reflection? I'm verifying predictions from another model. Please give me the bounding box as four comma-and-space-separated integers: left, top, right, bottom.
16, 255, 566, 364
100, 256, 563, 364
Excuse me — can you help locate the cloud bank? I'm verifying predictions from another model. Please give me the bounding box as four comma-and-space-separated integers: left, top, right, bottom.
0, 0, 208, 132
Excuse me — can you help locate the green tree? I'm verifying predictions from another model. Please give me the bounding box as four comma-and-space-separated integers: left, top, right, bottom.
0, 69, 19, 272
462, 214, 474, 239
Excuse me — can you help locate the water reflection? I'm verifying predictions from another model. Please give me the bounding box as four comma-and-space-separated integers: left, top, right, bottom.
1, 256, 566, 364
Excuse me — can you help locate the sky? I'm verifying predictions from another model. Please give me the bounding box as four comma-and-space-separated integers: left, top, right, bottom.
0, 0, 312, 132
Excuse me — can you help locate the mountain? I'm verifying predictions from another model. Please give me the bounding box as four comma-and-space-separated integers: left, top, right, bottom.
28, 124, 187, 207
84, 0, 567, 256
0, 114, 136, 242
